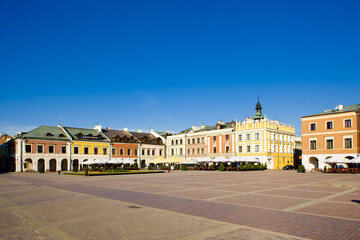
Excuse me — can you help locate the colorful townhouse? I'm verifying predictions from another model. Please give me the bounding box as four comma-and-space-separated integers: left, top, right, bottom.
235, 100, 296, 169
4, 126, 71, 172
186, 125, 209, 161
60, 125, 111, 169
301, 104, 360, 171
166, 129, 188, 160
207, 121, 236, 158
100, 127, 140, 164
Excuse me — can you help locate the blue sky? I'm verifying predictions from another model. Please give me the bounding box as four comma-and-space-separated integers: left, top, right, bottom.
1, 0, 360, 136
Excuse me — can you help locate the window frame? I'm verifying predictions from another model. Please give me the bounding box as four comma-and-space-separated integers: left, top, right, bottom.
25, 144, 32, 153
310, 123, 316, 131
326, 121, 333, 130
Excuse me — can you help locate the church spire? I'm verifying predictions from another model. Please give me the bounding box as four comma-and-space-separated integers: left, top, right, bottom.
253, 97, 264, 121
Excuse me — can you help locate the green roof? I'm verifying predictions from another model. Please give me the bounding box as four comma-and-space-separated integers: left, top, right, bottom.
22, 126, 69, 141
63, 127, 110, 142
302, 104, 360, 118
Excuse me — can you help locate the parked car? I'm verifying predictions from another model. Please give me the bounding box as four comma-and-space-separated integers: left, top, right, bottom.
283, 165, 294, 170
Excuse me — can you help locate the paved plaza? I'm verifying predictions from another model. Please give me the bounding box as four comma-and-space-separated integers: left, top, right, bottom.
0, 170, 360, 240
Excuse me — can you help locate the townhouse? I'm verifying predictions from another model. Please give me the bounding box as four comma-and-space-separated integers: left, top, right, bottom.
301, 104, 360, 171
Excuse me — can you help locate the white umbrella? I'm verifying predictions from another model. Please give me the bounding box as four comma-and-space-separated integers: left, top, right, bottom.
243, 157, 260, 163
351, 156, 360, 163
82, 159, 95, 165
325, 156, 347, 163
197, 157, 212, 163
180, 159, 198, 164
123, 159, 135, 164
212, 156, 228, 163
93, 159, 107, 164
228, 156, 242, 162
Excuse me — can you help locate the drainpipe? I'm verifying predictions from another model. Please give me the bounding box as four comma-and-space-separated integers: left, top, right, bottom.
20, 139, 23, 172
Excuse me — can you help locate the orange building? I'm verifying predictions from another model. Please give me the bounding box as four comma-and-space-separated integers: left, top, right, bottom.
301, 104, 360, 171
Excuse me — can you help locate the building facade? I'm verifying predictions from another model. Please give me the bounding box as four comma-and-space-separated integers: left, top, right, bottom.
301, 104, 360, 171
235, 100, 296, 169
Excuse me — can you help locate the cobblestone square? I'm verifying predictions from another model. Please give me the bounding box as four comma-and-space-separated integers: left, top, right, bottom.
1, 170, 360, 240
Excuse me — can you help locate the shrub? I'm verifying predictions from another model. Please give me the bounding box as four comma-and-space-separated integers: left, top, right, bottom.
324, 166, 327, 173
201, 163, 205, 170
90, 164, 96, 171
210, 163, 216, 170
219, 163, 225, 171
38, 166, 44, 173
297, 165, 305, 173
181, 164, 187, 171
148, 164, 152, 170
79, 165, 83, 171
111, 164, 116, 171
264, 163, 267, 169
73, 166, 78, 172
134, 163, 138, 170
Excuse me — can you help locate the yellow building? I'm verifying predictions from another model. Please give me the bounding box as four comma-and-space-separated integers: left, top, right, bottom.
60, 126, 111, 169
235, 99, 295, 169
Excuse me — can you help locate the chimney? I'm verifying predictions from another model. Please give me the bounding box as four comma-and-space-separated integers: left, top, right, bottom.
94, 125, 102, 132
339, 104, 344, 111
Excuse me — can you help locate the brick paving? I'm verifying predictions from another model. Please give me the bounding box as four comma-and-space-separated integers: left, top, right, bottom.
1, 171, 360, 240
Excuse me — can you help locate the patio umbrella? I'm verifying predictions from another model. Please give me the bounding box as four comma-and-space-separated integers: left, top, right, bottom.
180, 159, 198, 164
243, 157, 260, 163
82, 159, 95, 165
228, 156, 242, 162
325, 156, 347, 163
212, 156, 228, 163
197, 157, 212, 163
148, 156, 166, 164
351, 156, 360, 163
166, 156, 184, 164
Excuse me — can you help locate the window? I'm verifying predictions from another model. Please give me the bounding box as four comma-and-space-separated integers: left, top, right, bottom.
345, 138, 352, 148
37, 145, 43, 153
238, 135, 242, 141
152, 149, 155, 156
159, 149, 162, 156
180, 148, 183, 155
147, 149, 150, 155
326, 121, 333, 129
290, 147, 293, 153
141, 149, 144, 155
225, 135, 229, 141
310, 140, 317, 150
192, 139, 195, 144
213, 147, 217, 153
188, 139, 190, 144
274, 145, 277, 152
247, 146, 251, 152
213, 136, 216, 141
171, 149, 174, 155
197, 148, 200, 154
171, 140, 174, 145
239, 146, 243, 152
74, 146, 79, 154
127, 149, 131, 155
345, 119, 352, 128
255, 145, 260, 152
255, 133, 260, 140
326, 139, 334, 149
188, 149, 190, 154
120, 148, 124, 155
197, 138, 200, 144
48, 146, 54, 153
192, 149, 195, 154
25, 145, 32, 153
134, 149, 138, 155
61, 146, 66, 154
180, 139, 183, 144
201, 148, 204, 154
310, 123, 316, 131
103, 148, 107, 155
176, 140, 178, 145
94, 147, 98, 155
112, 148, 116, 155
246, 134, 251, 140
282, 146, 285, 153
226, 146, 230, 153
201, 137, 204, 143
84, 147, 89, 154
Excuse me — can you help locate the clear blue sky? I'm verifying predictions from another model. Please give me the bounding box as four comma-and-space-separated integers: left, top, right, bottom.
1, 0, 359, 136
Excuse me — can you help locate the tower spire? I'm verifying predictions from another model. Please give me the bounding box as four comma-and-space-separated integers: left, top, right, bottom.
253, 97, 264, 121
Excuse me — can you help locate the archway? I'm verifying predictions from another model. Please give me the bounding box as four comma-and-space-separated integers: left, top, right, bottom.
49, 159, 56, 172
309, 157, 319, 170
73, 159, 79, 170
38, 159, 45, 173
24, 159, 33, 171
61, 159, 68, 171
141, 159, 146, 168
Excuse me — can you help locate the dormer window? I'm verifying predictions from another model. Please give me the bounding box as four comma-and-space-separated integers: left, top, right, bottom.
46, 133, 54, 136
216, 124, 221, 130
59, 134, 65, 137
